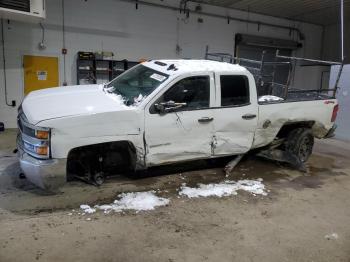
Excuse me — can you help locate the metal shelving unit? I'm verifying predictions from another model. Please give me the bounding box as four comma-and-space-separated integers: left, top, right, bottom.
76, 52, 139, 85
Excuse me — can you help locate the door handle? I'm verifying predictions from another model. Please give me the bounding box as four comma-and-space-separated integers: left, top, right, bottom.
198, 117, 214, 123
242, 114, 257, 120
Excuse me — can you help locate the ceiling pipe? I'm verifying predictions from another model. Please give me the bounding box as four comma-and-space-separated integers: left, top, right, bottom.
62, 0, 67, 86
117, 0, 304, 40
340, 0, 344, 61
1, 18, 15, 107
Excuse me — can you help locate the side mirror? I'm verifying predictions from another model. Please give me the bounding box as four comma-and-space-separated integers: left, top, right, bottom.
154, 101, 187, 114
154, 103, 166, 114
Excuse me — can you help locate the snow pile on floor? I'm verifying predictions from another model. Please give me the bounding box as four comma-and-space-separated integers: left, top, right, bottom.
80, 204, 96, 214
325, 233, 338, 240
258, 95, 284, 102
179, 179, 267, 198
80, 191, 170, 214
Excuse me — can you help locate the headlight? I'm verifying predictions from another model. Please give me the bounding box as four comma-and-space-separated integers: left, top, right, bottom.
18, 112, 51, 159
36, 130, 49, 139
36, 145, 49, 156
23, 142, 49, 156
22, 131, 50, 159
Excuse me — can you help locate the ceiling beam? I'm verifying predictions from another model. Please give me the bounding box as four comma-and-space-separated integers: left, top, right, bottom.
118, 0, 304, 38
189, 0, 349, 26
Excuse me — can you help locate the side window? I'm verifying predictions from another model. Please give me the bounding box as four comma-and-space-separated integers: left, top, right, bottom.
220, 75, 249, 106
161, 76, 210, 110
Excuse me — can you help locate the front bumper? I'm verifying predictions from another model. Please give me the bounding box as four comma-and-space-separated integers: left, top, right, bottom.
17, 142, 67, 190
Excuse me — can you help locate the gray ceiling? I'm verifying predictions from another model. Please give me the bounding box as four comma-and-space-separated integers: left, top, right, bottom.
191, 0, 350, 25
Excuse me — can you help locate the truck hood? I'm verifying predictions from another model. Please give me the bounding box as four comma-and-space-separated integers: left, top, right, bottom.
22, 85, 131, 124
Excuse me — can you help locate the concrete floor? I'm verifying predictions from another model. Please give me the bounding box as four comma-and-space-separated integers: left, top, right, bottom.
0, 129, 350, 262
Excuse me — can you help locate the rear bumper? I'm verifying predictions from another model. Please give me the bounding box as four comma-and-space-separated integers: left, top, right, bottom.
17, 141, 66, 190
325, 124, 337, 138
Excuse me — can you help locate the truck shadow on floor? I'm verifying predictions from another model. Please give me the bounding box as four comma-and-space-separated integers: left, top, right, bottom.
2, 152, 347, 193
1, 162, 55, 195
0, 152, 347, 215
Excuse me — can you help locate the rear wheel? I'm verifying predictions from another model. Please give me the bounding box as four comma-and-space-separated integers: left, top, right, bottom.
286, 128, 314, 163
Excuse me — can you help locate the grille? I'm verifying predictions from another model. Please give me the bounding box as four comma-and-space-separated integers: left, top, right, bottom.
0, 0, 30, 12
17, 113, 35, 137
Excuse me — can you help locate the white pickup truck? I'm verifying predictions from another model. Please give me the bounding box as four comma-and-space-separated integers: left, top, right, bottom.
17, 59, 338, 190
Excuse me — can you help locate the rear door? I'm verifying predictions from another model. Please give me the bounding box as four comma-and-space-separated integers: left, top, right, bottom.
212, 73, 258, 155
144, 73, 215, 166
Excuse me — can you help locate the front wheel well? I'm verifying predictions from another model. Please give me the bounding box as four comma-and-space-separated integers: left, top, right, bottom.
66, 141, 137, 181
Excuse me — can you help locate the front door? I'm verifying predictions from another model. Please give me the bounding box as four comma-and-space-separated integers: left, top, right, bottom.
212, 73, 258, 155
145, 73, 215, 166
23, 55, 59, 95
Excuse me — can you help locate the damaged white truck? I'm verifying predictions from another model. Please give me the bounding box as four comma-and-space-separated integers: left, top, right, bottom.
16, 54, 342, 190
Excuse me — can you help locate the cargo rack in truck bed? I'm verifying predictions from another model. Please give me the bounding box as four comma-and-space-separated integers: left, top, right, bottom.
205, 46, 344, 103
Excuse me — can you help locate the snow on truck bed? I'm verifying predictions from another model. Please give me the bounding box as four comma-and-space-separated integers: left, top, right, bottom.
258, 95, 284, 102
258, 92, 334, 103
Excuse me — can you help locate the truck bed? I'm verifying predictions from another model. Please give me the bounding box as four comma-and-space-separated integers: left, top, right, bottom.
286, 91, 333, 102
253, 97, 337, 149
258, 90, 333, 104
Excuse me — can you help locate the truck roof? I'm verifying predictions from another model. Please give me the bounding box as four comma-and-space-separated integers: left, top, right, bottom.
142, 59, 248, 75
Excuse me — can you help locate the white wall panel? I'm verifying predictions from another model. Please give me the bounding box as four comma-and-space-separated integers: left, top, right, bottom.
0, 0, 323, 127
331, 65, 350, 141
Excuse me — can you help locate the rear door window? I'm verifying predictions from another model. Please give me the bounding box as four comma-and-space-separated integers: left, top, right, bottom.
220, 75, 249, 106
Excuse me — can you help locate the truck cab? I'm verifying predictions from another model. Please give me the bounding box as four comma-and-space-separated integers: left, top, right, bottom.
143, 60, 258, 165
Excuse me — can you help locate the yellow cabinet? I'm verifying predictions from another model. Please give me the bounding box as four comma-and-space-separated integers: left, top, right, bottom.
23, 55, 59, 95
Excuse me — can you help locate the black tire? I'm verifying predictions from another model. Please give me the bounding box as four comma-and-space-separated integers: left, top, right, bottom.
285, 128, 314, 163
93, 172, 105, 186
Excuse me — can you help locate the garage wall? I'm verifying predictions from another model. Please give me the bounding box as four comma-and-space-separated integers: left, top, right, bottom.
291, 21, 349, 91
0, 0, 323, 128
330, 65, 350, 141
323, 21, 350, 63
325, 20, 350, 141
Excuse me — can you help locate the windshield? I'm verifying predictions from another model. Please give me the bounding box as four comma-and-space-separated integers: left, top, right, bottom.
105, 65, 169, 106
